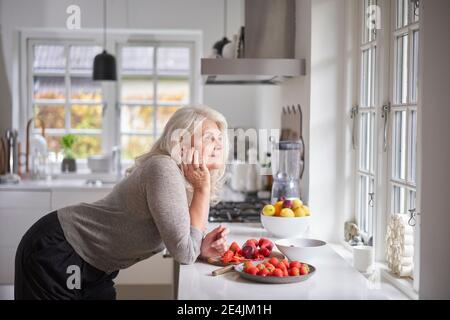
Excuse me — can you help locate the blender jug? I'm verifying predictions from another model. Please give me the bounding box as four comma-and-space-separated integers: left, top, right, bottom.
271, 140, 304, 203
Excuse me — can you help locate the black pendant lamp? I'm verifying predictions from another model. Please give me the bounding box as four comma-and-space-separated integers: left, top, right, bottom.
93, 0, 117, 81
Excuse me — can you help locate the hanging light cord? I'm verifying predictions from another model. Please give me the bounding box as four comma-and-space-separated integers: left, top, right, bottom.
103, 0, 107, 49
223, 0, 228, 38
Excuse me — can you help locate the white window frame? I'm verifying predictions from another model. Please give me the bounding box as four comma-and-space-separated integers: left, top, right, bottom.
353, 0, 421, 294
18, 29, 202, 169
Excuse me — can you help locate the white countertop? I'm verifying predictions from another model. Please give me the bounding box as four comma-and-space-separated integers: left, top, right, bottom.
178, 223, 388, 300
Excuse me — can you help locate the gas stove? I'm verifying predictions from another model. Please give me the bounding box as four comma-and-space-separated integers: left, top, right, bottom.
208, 196, 269, 223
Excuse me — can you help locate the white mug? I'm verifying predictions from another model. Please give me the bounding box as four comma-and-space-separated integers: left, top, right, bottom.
353, 245, 374, 273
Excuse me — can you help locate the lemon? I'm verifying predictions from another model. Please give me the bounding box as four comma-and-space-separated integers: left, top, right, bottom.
262, 204, 276, 216
280, 208, 295, 217
303, 205, 311, 216
292, 198, 303, 210
294, 206, 307, 217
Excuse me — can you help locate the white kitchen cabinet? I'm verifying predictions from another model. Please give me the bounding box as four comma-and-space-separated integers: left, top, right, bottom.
0, 191, 52, 284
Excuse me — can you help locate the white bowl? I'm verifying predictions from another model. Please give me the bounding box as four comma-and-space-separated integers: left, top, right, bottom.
260, 214, 311, 238
275, 238, 327, 263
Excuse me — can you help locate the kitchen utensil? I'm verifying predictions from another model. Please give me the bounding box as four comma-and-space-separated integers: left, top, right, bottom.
206, 250, 285, 267
270, 140, 303, 203
275, 238, 327, 264
211, 265, 235, 276
234, 260, 316, 284
261, 214, 311, 238
87, 155, 111, 173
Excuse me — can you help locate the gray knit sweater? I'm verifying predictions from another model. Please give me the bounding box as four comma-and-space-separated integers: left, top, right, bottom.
57, 155, 204, 273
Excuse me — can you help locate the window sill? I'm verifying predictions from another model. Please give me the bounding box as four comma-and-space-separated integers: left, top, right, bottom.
331, 241, 418, 300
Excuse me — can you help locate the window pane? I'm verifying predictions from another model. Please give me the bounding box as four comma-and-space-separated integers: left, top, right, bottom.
358, 175, 374, 234
121, 78, 154, 102
70, 77, 102, 101
72, 135, 102, 159
363, 0, 378, 44
396, 0, 409, 29
411, 31, 419, 103
359, 112, 375, 172
408, 190, 416, 211
71, 105, 102, 129
157, 106, 179, 134
157, 47, 190, 75
33, 76, 65, 100
361, 48, 375, 107
121, 135, 154, 160
121, 47, 154, 74
34, 105, 65, 129
69, 46, 101, 74
409, 110, 417, 183
157, 78, 189, 104
33, 45, 65, 73
393, 110, 407, 180
45, 135, 62, 154
393, 185, 406, 213
395, 34, 408, 104
121, 105, 154, 133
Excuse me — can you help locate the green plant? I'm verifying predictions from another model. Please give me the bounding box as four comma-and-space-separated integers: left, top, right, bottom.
60, 134, 77, 159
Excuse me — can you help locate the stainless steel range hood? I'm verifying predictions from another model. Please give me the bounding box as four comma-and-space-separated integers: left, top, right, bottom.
201, 0, 306, 85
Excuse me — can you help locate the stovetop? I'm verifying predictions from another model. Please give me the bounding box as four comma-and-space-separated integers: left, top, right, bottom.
208, 196, 269, 223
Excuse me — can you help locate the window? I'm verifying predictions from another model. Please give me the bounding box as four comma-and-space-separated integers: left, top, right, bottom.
27, 35, 195, 164
30, 43, 103, 159
355, 0, 378, 237
118, 45, 191, 160
353, 0, 420, 282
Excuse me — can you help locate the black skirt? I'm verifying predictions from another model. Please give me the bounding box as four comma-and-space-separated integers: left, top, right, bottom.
14, 211, 119, 300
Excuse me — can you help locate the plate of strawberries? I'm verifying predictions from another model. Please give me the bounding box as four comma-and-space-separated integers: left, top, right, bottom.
207, 238, 284, 267
234, 257, 316, 284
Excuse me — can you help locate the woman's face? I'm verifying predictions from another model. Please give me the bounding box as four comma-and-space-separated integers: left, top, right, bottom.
191, 119, 224, 170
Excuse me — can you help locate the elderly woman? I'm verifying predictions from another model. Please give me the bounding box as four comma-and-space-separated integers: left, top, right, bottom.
15, 106, 230, 300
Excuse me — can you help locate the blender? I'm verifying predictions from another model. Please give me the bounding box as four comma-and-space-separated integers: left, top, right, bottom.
270, 140, 304, 203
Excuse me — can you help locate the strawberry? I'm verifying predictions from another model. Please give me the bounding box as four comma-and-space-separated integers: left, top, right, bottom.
300, 264, 309, 275
256, 254, 265, 260
221, 250, 234, 264
246, 267, 258, 275
229, 242, 241, 253
268, 257, 279, 266
276, 262, 287, 271
243, 261, 254, 271
288, 267, 300, 276
281, 258, 289, 268
264, 263, 275, 273
289, 261, 301, 269
271, 268, 284, 277
256, 263, 265, 271
257, 268, 270, 277
283, 268, 289, 277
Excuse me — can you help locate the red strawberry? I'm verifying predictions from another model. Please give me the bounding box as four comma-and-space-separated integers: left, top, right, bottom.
288, 267, 300, 276
256, 254, 265, 261
256, 263, 265, 271
300, 264, 309, 275
264, 263, 275, 273
229, 242, 241, 253
281, 259, 289, 268
271, 268, 284, 277
221, 250, 234, 264
289, 261, 301, 269
276, 262, 287, 271
257, 268, 270, 277
246, 267, 258, 275
243, 261, 254, 271
268, 257, 279, 266
283, 268, 289, 277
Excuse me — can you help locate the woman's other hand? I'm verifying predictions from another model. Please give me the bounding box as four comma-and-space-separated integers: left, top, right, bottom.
200, 225, 230, 259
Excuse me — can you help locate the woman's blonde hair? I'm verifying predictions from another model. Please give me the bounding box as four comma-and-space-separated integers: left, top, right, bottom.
126, 105, 228, 205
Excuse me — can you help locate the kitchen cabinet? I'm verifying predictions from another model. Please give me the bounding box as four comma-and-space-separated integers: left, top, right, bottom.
0, 186, 173, 288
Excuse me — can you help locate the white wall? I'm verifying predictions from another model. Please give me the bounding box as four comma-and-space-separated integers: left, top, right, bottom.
418, 0, 450, 300
0, 0, 259, 134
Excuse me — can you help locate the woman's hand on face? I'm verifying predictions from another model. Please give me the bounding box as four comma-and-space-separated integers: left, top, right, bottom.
200, 225, 230, 259
182, 147, 211, 192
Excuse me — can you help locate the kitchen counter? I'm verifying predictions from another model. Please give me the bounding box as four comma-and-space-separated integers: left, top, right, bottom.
0, 178, 116, 191
178, 223, 387, 300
